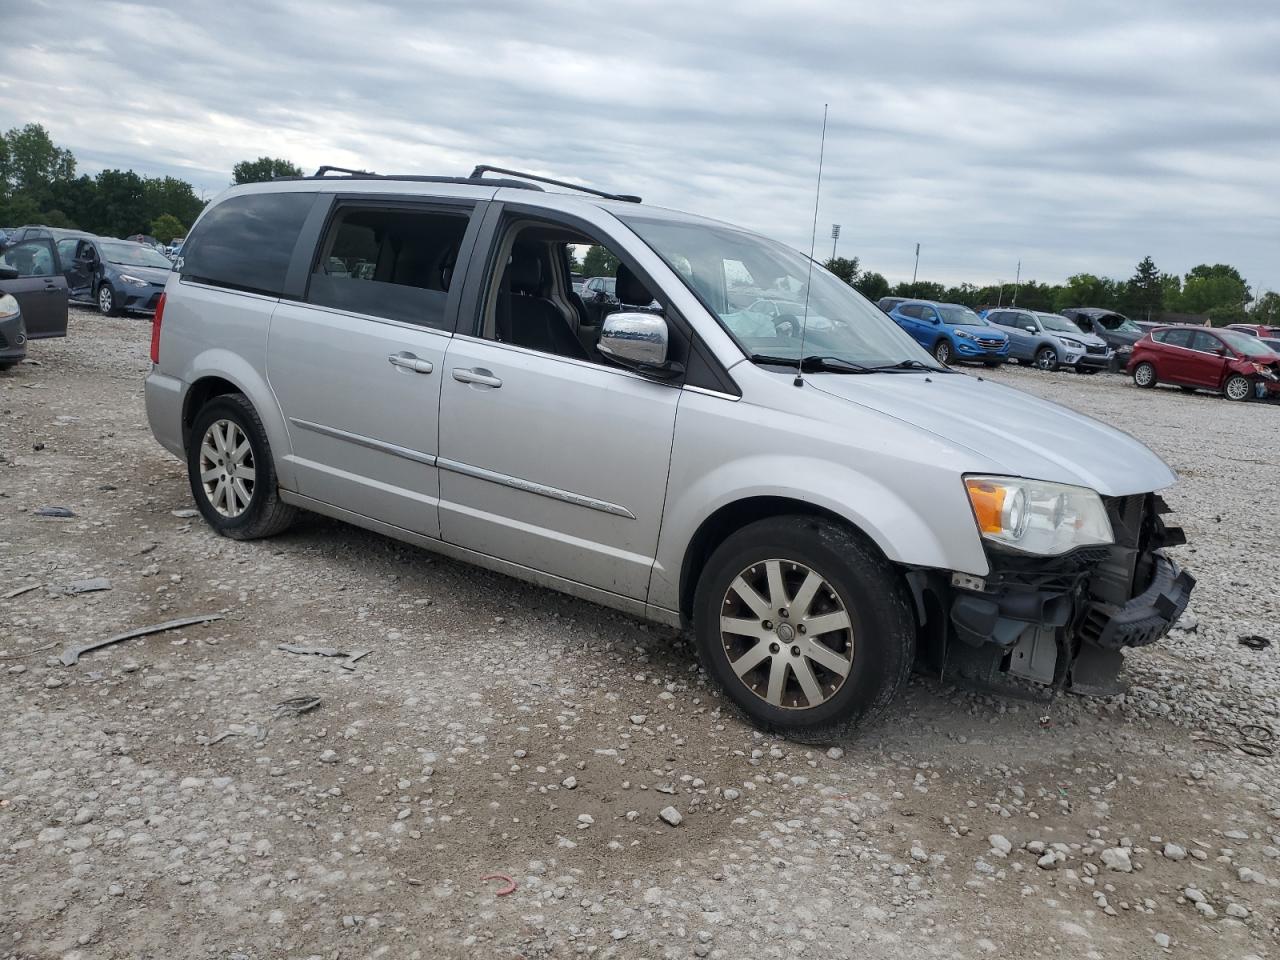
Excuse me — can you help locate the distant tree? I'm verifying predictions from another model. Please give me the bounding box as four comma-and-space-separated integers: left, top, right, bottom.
853, 271, 890, 301
151, 213, 187, 243
581, 245, 619, 278
1207, 304, 1249, 327
892, 280, 946, 301
566, 248, 582, 274
941, 283, 981, 307
823, 256, 859, 285
1252, 291, 1280, 325
143, 176, 204, 230
94, 169, 148, 236
1054, 273, 1123, 312
1159, 272, 1183, 312
1180, 264, 1249, 314
1, 123, 76, 197
232, 157, 303, 185
1124, 256, 1163, 320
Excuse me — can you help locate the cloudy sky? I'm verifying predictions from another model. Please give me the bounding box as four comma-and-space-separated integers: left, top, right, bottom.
2, 1, 1278, 292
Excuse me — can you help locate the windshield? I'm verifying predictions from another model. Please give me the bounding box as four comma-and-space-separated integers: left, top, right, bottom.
100, 241, 172, 268
1037, 313, 1082, 334
622, 216, 935, 367
937, 305, 986, 326
1095, 313, 1142, 334
1220, 329, 1280, 358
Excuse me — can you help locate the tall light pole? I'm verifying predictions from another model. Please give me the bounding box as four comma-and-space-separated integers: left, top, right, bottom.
912, 243, 920, 284
1012, 259, 1021, 306
830, 224, 840, 262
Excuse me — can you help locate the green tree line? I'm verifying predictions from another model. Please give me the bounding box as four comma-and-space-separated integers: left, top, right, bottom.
0, 123, 300, 244
826, 254, 1263, 327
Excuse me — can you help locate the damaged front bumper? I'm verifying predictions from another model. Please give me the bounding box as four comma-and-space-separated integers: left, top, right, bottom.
915, 493, 1194, 697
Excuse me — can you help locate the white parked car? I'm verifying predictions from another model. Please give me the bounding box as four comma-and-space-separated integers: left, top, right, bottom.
144, 165, 1194, 738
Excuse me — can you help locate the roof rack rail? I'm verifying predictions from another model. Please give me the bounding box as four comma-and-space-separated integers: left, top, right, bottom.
469, 165, 641, 203
289, 165, 544, 191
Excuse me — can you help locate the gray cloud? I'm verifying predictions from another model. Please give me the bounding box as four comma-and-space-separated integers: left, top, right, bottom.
2, 0, 1277, 291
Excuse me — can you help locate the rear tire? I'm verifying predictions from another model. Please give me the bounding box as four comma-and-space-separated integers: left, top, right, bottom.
932, 339, 953, 365
693, 515, 915, 742
187, 393, 297, 539
1132, 362, 1157, 388
1223, 374, 1252, 402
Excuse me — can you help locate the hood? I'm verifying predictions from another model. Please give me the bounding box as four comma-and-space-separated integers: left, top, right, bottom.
810, 371, 1175, 496
951, 324, 1007, 340
109, 263, 171, 285
1052, 329, 1108, 348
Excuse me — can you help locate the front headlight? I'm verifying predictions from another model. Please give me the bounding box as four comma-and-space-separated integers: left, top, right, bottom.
118, 274, 148, 287
1057, 337, 1084, 349
964, 476, 1114, 555
954, 329, 976, 340
1252, 363, 1277, 380
0, 293, 18, 320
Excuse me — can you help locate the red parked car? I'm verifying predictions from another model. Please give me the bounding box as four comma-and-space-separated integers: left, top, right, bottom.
1226, 323, 1280, 338
1128, 326, 1280, 401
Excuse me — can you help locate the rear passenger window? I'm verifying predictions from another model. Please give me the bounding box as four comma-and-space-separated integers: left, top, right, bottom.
307, 206, 470, 330
898, 304, 922, 319
180, 192, 316, 297
1160, 329, 1192, 348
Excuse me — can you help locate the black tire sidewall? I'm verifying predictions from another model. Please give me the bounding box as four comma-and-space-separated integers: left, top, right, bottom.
693, 517, 913, 736
1037, 347, 1057, 370
1134, 362, 1156, 387
187, 396, 272, 534
934, 340, 952, 364
98, 283, 115, 315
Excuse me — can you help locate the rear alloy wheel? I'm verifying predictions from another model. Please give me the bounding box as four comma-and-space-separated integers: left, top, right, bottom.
1035, 346, 1059, 371
933, 340, 953, 365
694, 516, 915, 740
97, 283, 118, 316
1132, 362, 1157, 388
1223, 374, 1252, 402
187, 393, 297, 539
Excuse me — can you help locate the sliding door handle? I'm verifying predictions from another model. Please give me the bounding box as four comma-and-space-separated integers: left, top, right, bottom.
388, 352, 433, 374
452, 367, 502, 388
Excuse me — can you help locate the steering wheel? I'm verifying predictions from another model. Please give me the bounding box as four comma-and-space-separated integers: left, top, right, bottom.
773, 313, 800, 337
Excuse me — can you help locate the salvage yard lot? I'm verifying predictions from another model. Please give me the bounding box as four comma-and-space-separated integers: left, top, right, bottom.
2, 308, 1279, 960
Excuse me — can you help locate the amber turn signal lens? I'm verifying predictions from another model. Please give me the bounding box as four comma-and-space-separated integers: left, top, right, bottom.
965, 478, 1006, 534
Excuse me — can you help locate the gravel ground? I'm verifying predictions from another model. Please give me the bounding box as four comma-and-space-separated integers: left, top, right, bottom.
2, 309, 1279, 960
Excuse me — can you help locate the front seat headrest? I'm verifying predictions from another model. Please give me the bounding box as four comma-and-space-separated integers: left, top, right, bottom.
615, 262, 652, 307
508, 248, 542, 295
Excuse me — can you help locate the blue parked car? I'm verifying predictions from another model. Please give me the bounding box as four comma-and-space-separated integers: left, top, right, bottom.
887, 300, 1010, 366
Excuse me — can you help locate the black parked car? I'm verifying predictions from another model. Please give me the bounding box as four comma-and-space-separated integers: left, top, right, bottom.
58, 236, 172, 315
1059, 307, 1145, 369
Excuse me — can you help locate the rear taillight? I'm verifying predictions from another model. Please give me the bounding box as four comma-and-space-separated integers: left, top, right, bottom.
150, 292, 166, 364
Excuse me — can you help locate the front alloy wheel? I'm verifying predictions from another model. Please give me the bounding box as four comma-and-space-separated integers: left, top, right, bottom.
97, 284, 117, 316
933, 340, 953, 365
720, 560, 854, 710
1035, 346, 1059, 371
1133, 362, 1156, 388
1224, 374, 1252, 402
199, 419, 256, 517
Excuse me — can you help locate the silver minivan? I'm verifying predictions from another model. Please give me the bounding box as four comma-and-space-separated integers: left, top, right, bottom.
146, 166, 1194, 738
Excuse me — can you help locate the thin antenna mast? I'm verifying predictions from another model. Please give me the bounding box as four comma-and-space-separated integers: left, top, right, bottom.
794, 104, 829, 388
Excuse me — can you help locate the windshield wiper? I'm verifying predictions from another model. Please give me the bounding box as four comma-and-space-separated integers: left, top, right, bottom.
749, 354, 875, 374
867, 359, 954, 374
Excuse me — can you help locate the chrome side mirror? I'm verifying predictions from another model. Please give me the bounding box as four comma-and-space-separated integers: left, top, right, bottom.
598, 311, 681, 377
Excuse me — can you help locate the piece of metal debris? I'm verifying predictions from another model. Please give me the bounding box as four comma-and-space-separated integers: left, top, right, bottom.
3, 583, 41, 600
273, 696, 322, 717
54, 577, 113, 596
0, 642, 57, 661
171, 508, 199, 519
59, 614, 224, 666
1239, 635, 1272, 651
480, 873, 518, 896
34, 506, 76, 518
277, 643, 371, 670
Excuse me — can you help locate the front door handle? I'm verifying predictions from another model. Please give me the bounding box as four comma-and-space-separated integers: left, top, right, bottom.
452, 367, 502, 388
388, 351, 433, 374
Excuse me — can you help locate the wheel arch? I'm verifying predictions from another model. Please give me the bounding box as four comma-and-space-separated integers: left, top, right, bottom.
179, 353, 295, 489
677, 496, 896, 626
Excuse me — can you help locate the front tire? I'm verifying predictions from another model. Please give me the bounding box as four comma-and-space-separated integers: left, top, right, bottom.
1035, 346, 1059, 371
932, 339, 953, 365
1132, 362, 1157, 388
97, 282, 119, 316
693, 515, 915, 741
187, 393, 297, 539
1224, 374, 1252, 402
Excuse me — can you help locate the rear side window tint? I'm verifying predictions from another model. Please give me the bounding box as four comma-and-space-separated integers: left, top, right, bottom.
1159, 328, 1192, 347
307, 206, 471, 329
181, 192, 316, 297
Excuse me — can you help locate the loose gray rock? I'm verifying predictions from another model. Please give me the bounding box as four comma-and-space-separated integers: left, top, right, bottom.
659, 806, 683, 826
1163, 843, 1187, 861
1100, 847, 1132, 872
